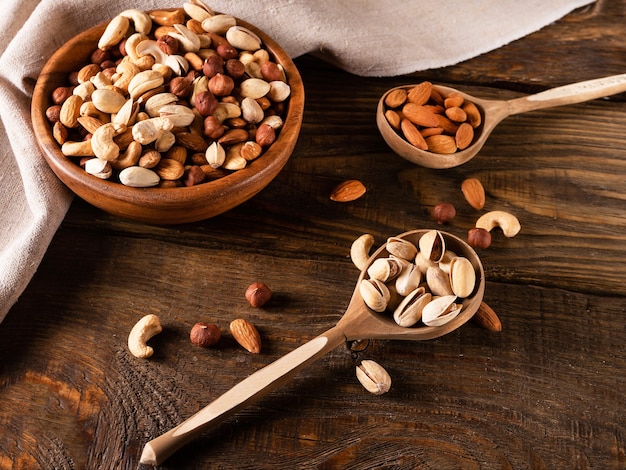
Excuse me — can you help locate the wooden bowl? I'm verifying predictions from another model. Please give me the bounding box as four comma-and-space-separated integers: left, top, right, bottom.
31, 14, 304, 224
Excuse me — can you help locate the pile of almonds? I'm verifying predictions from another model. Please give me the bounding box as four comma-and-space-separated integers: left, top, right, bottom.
382, 81, 482, 154
46, 1, 291, 188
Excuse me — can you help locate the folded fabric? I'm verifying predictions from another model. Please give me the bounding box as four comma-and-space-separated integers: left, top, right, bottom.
0, 0, 594, 323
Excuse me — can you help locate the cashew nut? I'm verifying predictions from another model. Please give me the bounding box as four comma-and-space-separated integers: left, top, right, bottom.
125, 33, 155, 70
350, 233, 375, 271
92, 122, 125, 161
112, 59, 141, 94
128, 314, 162, 358
119, 9, 153, 35
111, 140, 142, 170
61, 140, 95, 157
128, 70, 165, 100
98, 15, 130, 50
132, 117, 174, 144
475, 210, 521, 237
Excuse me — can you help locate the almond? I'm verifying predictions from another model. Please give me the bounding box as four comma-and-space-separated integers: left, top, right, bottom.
461, 177, 486, 210
472, 302, 502, 332
384, 88, 408, 108
330, 179, 367, 202
455, 122, 474, 150
400, 119, 427, 150
463, 100, 482, 128
445, 106, 467, 123
230, 318, 262, 353
425, 135, 457, 154
444, 92, 464, 108
407, 81, 432, 105
402, 103, 439, 128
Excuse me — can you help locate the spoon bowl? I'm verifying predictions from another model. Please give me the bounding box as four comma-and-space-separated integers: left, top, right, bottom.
377, 73, 626, 169
140, 229, 484, 465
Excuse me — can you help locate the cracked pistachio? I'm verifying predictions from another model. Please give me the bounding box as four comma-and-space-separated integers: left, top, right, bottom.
359, 278, 390, 313
356, 360, 391, 395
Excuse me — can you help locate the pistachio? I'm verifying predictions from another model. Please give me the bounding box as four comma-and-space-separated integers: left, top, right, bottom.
385, 237, 417, 261
359, 278, 390, 313
226, 25, 262, 51
239, 78, 271, 99
449, 256, 476, 298
356, 360, 391, 395
201, 14, 236, 34
393, 287, 431, 327
418, 229, 445, 263
119, 166, 160, 187
425, 266, 454, 297
84, 158, 113, 179
421, 295, 462, 327
394, 262, 422, 297
367, 257, 404, 283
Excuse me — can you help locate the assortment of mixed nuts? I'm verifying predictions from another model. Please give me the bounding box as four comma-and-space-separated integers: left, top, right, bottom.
47, 1, 291, 188
382, 81, 482, 154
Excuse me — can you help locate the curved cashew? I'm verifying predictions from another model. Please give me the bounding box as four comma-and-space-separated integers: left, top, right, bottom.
112, 59, 141, 94
119, 9, 153, 35
476, 210, 521, 238
98, 15, 130, 50
350, 233, 375, 271
125, 33, 155, 70
92, 122, 125, 161
111, 140, 142, 170
128, 314, 162, 359
61, 140, 96, 157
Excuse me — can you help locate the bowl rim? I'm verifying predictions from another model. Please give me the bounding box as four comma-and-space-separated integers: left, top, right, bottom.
31, 12, 305, 223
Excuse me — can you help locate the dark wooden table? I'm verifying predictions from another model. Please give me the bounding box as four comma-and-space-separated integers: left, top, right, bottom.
2, 1, 626, 468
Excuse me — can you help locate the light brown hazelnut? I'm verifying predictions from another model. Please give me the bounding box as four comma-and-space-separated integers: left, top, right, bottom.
432, 202, 456, 224
245, 282, 272, 308
46, 105, 62, 123
208, 73, 235, 97
225, 59, 246, 79
216, 43, 238, 60
157, 35, 180, 55
169, 76, 192, 98
203, 115, 226, 139
202, 54, 224, 78
90, 49, 111, 65
260, 62, 282, 82
195, 91, 219, 117
467, 227, 492, 249
190, 322, 222, 347
255, 123, 276, 147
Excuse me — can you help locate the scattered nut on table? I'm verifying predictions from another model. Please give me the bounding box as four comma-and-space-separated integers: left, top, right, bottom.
356, 359, 391, 395
245, 282, 272, 308
128, 314, 163, 358
190, 322, 222, 347
230, 318, 262, 353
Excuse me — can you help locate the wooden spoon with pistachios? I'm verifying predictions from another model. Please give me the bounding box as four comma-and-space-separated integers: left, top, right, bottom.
140, 229, 485, 465
377, 73, 626, 169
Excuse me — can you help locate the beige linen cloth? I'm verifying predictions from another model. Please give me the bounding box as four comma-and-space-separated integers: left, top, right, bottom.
0, 0, 593, 323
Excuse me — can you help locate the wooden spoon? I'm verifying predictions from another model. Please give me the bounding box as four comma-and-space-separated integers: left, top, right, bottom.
377, 73, 626, 169
140, 229, 485, 465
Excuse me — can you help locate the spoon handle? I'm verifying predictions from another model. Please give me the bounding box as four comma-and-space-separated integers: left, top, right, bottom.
508, 73, 626, 114
139, 325, 347, 466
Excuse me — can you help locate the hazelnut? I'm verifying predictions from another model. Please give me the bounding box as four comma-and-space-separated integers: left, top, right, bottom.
52, 86, 73, 105
432, 202, 456, 224
157, 35, 180, 55
202, 54, 224, 78
255, 123, 276, 147
195, 91, 219, 117
216, 43, 238, 60
467, 227, 492, 249
245, 282, 272, 308
46, 105, 62, 123
183, 165, 206, 186
169, 76, 193, 98
208, 73, 235, 97
90, 48, 111, 65
203, 115, 226, 139
225, 59, 246, 79
190, 322, 222, 347
260, 62, 282, 82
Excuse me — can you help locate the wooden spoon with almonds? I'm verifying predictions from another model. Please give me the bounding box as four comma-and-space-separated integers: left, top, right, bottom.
377, 73, 626, 169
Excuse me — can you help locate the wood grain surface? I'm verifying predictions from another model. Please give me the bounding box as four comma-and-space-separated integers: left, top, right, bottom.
2, 1, 626, 468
